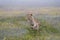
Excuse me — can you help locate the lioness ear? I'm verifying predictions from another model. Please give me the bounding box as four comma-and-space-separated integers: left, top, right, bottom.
30, 14, 33, 16
27, 13, 33, 16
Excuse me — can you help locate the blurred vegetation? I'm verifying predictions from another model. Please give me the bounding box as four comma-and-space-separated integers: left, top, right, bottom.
0, 16, 60, 40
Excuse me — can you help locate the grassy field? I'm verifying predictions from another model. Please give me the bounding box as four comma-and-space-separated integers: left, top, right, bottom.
0, 13, 60, 40
0, 7, 60, 16
0, 7, 60, 40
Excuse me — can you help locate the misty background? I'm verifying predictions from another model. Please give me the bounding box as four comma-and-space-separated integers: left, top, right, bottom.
0, 0, 60, 16
0, 0, 60, 8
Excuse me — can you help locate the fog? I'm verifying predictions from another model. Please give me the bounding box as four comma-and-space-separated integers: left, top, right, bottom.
0, 0, 60, 7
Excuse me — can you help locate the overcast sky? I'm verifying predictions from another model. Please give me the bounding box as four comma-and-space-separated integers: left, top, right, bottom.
0, 0, 60, 7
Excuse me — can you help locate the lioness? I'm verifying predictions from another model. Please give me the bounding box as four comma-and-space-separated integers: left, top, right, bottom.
27, 13, 40, 30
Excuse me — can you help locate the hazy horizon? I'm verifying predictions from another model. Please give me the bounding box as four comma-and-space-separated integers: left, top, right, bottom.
0, 0, 60, 8
0, 0, 60, 16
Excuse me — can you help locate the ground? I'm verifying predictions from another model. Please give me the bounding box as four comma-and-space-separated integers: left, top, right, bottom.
0, 7, 60, 40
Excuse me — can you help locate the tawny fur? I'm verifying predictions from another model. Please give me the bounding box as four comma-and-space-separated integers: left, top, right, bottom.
27, 13, 40, 30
